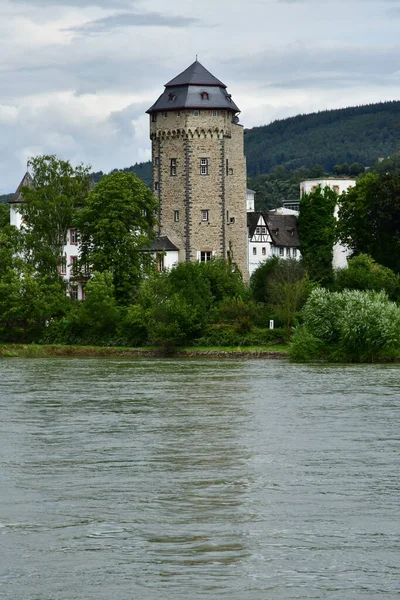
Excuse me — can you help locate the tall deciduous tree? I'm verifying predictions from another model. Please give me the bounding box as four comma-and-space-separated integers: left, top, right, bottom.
337, 172, 400, 273
298, 185, 337, 285
77, 171, 158, 304
19, 155, 91, 279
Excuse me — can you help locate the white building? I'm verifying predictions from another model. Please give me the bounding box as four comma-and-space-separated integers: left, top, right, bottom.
247, 210, 301, 277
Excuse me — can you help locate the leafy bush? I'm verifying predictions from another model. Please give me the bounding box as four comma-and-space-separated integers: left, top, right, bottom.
290, 288, 400, 362
334, 254, 400, 301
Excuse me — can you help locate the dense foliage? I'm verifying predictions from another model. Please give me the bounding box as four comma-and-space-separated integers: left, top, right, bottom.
290, 288, 400, 363
19, 156, 91, 279
337, 172, 400, 273
76, 171, 158, 305
298, 186, 337, 285
245, 101, 400, 176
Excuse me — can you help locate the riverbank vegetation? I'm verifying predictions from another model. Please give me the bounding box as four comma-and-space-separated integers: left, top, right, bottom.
1, 155, 400, 361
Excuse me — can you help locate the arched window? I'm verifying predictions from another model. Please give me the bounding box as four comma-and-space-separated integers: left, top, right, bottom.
168, 93, 176, 102
201, 91, 209, 101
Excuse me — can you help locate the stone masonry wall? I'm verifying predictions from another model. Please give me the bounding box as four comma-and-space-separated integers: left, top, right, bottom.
150, 109, 248, 278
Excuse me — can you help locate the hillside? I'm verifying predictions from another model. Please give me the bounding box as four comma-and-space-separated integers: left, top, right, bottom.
245, 101, 400, 176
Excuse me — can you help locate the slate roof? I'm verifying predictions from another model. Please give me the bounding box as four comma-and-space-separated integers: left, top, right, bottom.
9, 171, 33, 204
150, 236, 179, 252
247, 212, 263, 238
147, 61, 240, 114
247, 211, 301, 248
165, 60, 226, 88
265, 213, 300, 248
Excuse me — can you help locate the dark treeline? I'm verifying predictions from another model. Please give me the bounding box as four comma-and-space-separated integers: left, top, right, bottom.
245, 101, 400, 176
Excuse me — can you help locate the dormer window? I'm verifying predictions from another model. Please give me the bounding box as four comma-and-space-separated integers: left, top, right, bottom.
201, 91, 209, 101
168, 93, 176, 102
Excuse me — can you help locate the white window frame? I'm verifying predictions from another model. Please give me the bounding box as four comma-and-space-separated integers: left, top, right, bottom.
253, 247, 257, 255
293, 248, 297, 258
262, 247, 266, 256
200, 158, 209, 176
170, 158, 177, 176
174, 210, 179, 222
279, 247, 284, 257
200, 250, 212, 262
286, 248, 291, 257
201, 210, 209, 222
193, 110, 200, 117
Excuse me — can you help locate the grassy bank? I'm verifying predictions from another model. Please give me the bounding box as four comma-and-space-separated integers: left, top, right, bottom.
0, 343, 288, 359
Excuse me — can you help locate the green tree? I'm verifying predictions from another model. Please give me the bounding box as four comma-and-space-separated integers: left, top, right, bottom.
337, 172, 400, 273
0, 203, 10, 229
77, 172, 158, 304
19, 155, 91, 279
298, 186, 337, 284
334, 254, 399, 300
267, 259, 312, 336
290, 288, 400, 363
250, 256, 280, 304
349, 162, 365, 176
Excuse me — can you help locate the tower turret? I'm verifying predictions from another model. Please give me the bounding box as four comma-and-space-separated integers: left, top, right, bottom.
147, 60, 248, 276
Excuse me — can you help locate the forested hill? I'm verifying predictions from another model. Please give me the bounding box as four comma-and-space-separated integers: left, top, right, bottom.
245, 101, 400, 176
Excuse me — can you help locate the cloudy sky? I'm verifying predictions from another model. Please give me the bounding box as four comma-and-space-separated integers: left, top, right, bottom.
1, 0, 400, 193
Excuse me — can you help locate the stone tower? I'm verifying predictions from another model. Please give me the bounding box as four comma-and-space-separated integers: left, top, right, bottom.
147, 60, 248, 277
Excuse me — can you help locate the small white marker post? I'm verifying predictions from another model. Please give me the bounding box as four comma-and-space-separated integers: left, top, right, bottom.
269, 319, 274, 330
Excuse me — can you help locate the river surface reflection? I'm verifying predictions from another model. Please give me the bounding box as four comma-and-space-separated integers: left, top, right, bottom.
0, 358, 399, 599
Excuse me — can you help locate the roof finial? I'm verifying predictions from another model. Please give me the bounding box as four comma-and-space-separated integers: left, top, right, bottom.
196, 54, 198, 61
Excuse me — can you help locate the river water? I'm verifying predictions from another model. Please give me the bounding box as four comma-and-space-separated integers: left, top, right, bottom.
0, 358, 399, 599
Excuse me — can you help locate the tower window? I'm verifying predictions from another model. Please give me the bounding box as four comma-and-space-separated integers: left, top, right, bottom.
151, 113, 157, 122
212, 110, 218, 117
163, 112, 168, 118
200, 251, 212, 262
154, 156, 159, 166
201, 92, 209, 100
262, 247, 266, 255
177, 111, 181, 117
170, 158, 177, 176
253, 247, 257, 255
193, 110, 199, 117
168, 93, 176, 102
154, 182, 159, 191
174, 210, 179, 222
200, 158, 209, 175
226, 159, 229, 176
201, 210, 209, 222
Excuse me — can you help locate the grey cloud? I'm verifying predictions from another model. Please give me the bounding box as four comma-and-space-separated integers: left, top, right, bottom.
0, 101, 151, 194
224, 43, 400, 89
11, 0, 135, 7
65, 11, 201, 35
